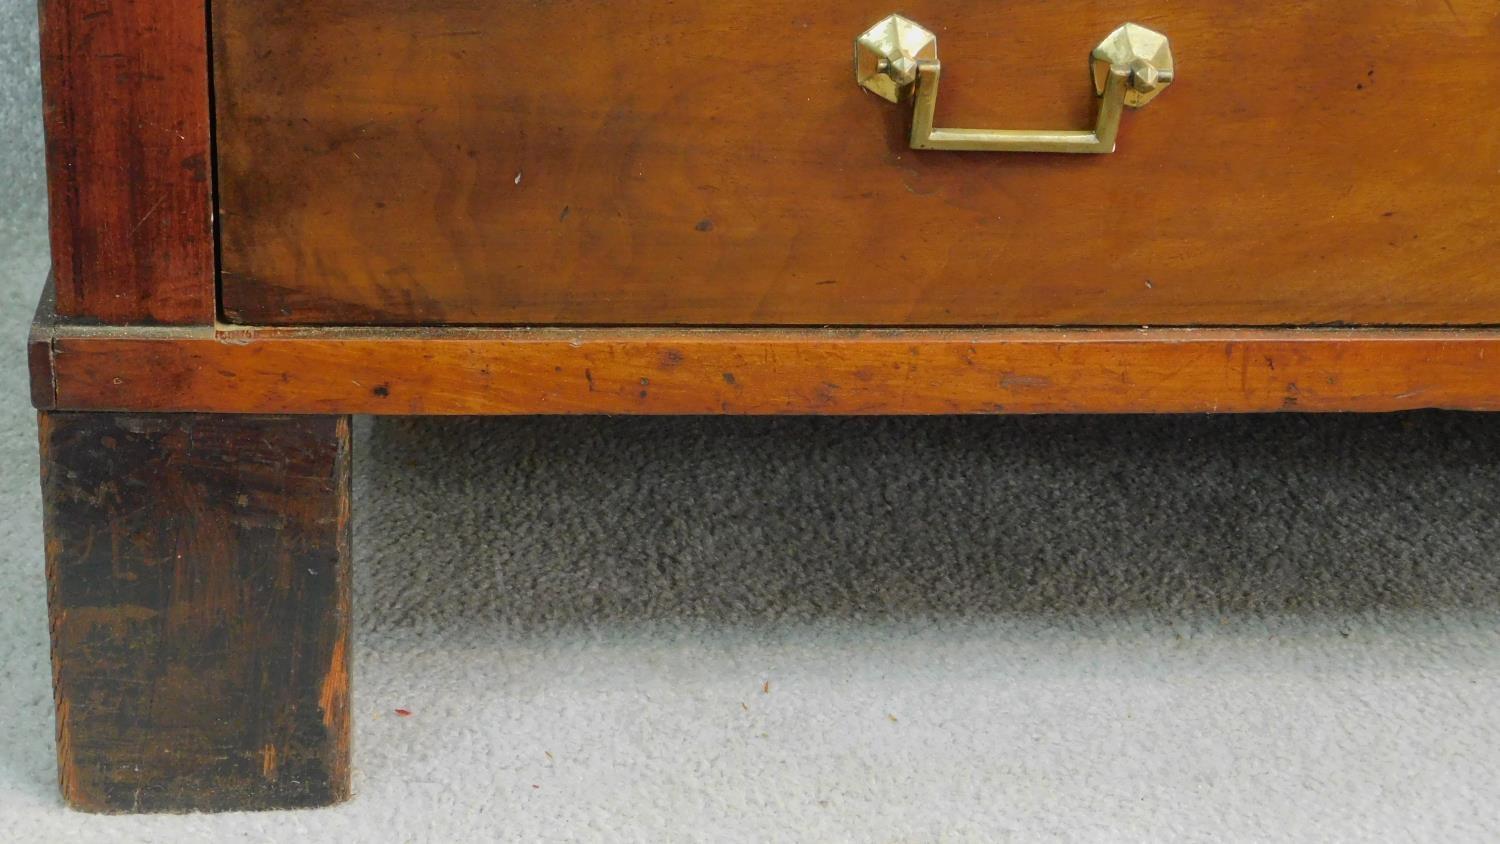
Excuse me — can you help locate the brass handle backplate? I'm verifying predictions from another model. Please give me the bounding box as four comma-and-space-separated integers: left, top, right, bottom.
855, 15, 1174, 154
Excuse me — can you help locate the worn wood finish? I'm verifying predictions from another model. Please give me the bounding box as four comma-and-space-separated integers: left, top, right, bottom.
31, 323, 1500, 415
214, 0, 1500, 327
29, 329, 55, 411
30, 277, 60, 410
41, 413, 352, 813
28, 335, 54, 409
40, 0, 215, 324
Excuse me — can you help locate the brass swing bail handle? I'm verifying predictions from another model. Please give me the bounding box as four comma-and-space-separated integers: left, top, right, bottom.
855, 15, 1174, 154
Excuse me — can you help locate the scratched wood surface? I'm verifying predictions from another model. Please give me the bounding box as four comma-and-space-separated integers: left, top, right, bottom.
32, 325, 1500, 415
39, 0, 214, 324
41, 413, 352, 812
213, 0, 1500, 326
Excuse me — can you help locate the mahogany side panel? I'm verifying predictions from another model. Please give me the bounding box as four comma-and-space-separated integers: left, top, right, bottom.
38, 326, 1500, 415
40, 412, 352, 812
40, 0, 215, 324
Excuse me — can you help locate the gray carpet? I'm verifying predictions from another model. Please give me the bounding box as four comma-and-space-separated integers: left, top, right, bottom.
3, 6, 1500, 841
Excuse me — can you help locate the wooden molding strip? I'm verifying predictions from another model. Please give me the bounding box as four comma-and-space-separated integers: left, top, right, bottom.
39, 0, 215, 324
33, 320, 1500, 415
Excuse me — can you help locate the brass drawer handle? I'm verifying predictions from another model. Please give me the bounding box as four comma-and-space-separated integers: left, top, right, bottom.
855, 15, 1174, 154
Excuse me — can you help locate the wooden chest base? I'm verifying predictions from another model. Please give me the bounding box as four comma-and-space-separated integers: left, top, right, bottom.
30, 284, 1500, 811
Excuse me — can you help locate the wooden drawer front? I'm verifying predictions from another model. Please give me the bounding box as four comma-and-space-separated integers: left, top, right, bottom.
213, 1, 1500, 327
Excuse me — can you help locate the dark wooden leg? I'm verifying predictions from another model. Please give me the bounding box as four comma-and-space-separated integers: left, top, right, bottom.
39, 412, 353, 813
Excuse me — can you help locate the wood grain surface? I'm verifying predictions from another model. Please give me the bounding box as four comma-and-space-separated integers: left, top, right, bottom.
41, 412, 352, 812
34, 324, 1500, 415
40, 0, 215, 324
213, 0, 1500, 326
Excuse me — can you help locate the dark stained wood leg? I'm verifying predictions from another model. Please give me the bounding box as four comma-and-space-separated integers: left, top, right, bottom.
39, 412, 353, 813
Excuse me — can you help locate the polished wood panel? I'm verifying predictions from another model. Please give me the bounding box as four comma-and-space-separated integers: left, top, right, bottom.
214, 0, 1500, 327
41, 412, 352, 813
33, 323, 1500, 415
40, 0, 215, 324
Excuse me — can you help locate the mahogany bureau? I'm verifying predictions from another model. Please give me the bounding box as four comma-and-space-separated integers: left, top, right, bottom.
26, 0, 1500, 813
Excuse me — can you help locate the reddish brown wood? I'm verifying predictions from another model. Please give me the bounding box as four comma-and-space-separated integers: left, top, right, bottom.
41, 412, 352, 812
214, 0, 1500, 327
40, 0, 215, 324
29, 337, 55, 409
33, 324, 1500, 415
29, 332, 55, 411
30, 277, 60, 410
